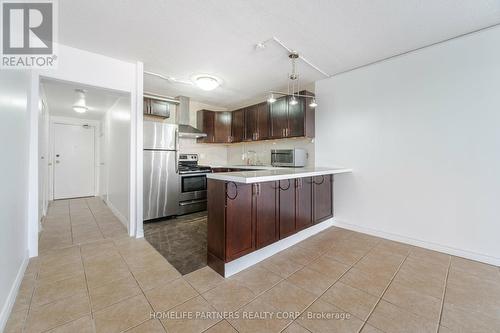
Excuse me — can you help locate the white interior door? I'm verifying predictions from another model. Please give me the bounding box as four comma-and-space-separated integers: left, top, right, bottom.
53, 123, 95, 199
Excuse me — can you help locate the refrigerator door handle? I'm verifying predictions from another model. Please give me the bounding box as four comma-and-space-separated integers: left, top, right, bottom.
175, 128, 179, 174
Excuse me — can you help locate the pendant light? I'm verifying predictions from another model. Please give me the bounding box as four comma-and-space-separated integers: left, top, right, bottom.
267, 93, 276, 103
265, 50, 319, 107
73, 89, 88, 113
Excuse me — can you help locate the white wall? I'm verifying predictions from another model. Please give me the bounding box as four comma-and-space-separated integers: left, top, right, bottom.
0, 71, 30, 331
104, 97, 131, 226
316, 26, 500, 265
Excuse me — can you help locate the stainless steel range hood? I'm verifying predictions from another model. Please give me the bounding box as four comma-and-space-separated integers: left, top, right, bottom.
177, 96, 207, 138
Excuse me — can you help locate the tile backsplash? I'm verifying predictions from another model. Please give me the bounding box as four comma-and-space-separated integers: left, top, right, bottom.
227, 138, 315, 167
179, 138, 229, 166
179, 137, 315, 167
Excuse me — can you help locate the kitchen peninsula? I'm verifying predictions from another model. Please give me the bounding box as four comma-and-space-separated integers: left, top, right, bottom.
206, 167, 352, 277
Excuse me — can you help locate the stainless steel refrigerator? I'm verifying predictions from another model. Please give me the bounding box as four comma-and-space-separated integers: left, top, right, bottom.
143, 121, 179, 220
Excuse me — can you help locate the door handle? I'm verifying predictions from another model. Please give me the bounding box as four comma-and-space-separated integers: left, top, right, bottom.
175, 128, 179, 173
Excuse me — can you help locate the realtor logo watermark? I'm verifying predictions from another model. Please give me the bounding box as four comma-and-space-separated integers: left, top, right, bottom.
1, 0, 57, 68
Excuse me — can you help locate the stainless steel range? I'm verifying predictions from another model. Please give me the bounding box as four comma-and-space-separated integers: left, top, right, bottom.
178, 154, 211, 215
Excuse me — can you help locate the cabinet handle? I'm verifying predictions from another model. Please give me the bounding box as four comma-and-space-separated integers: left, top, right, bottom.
313, 175, 325, 185
252, 183, 261, 196
226, 182, 238, 200
279, 179, 291, 191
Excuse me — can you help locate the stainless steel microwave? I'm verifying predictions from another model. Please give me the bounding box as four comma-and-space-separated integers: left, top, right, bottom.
271, 149, 307, 167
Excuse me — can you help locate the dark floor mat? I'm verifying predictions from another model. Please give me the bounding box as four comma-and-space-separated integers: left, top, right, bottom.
144, 211, 207, 275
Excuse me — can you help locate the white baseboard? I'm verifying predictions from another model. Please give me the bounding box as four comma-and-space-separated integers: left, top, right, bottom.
224, 218, 336, 277
0, 251, 29, 332
104, 199, 128, 229
333, 219, 500, 266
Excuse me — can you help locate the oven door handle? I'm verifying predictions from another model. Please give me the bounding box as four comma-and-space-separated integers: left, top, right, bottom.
179, 199, 207, 206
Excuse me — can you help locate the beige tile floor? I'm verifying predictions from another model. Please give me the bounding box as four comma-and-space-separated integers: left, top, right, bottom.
5, 198, 500, 333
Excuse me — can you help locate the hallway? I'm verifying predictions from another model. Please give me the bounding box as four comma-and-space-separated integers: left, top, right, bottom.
38, 198, 128, 252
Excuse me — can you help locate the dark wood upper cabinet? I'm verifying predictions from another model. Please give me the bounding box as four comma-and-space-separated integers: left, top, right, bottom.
254, 181, 279, 249
270, 96, 289, 139
295, 177, 313, 231
225, 182, 255, 261
197, 110, 232, 143
302, 90, 316, 139
256, 102, 270, 140
245, 102, 270, 141
287, 96, 305, 138
269, 91, 314, 139
198, 90, 314, 143
197, 110, 215, 143
143, 97, 170, 118
313, 175, 333, 223
245, 105, 257, 141
214, 111, 232, 143
231, 108, 245, 142
278, 179, 296, 239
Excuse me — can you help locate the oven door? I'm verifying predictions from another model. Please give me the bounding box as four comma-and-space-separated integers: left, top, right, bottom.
179, 173, 208, 202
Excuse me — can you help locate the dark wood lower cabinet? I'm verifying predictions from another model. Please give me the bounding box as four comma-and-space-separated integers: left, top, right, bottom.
207, 175, 333, 276
225, 182, 254, 261
278, 179, 296, 238
254, 181, 279, 249
313, 175, 333, 223
295, 177, 313, 231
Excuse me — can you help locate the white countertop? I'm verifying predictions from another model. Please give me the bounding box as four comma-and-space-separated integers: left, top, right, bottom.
207, 164, 286, 170
206, 166, 352, 183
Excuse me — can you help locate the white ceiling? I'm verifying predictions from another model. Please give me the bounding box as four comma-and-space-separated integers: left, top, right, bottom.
58, 0, 500, 108
41, 79, 126, 120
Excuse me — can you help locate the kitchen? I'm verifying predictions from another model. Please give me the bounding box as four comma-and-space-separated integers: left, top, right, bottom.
141, 85, 341, 276
2, 2, 500, 333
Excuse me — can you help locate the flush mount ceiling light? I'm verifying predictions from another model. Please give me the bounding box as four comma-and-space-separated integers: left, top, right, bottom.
193, 75, 221, 91
144, 71, 222, 92
73, 89, 88, 113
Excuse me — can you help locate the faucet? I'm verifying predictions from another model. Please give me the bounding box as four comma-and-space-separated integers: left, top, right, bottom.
246, 150, 257, 166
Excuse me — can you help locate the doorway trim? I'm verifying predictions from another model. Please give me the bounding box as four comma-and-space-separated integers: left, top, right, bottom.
29, 59, 144, 257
